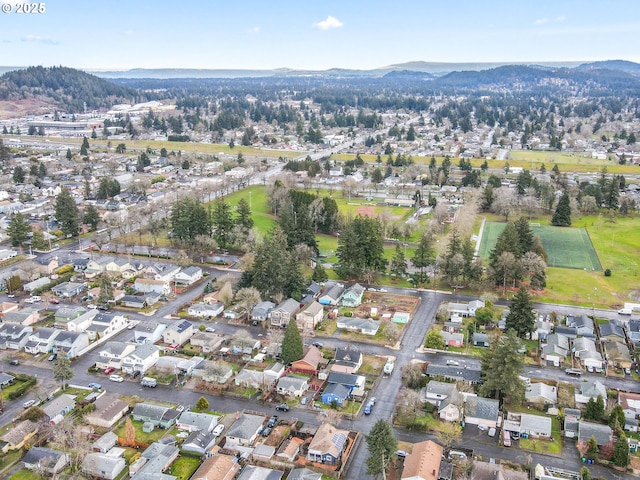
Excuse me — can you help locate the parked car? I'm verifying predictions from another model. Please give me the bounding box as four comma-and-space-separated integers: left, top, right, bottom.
205, 327, 216, 333
49, 298, 59, 305
88, 383, 102, 390
47, 353, 57, 361
446, 359, 460, 366
109, 374, 124, 382
9, 359, 19, 366
104, 367, 116, 375
23, 400, 36, 409
396, 450, 408, 458
261, 426, 272, 437
488, 427, 497, 437
276, 404, 290, 412
212, 424, 224, 436
267, 415, 278, 428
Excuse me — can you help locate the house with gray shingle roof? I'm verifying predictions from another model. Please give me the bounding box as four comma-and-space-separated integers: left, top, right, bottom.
336, 316, 380, 335
464, 396, 499, 428
578, 420, 612, 447
420, 381, 457, 406
226, 413, 265, 447
341, 283, 365, 307
129, 441, 179, 480
176, 411, 219, 433
52, 330, 89, 358
131, 402, 179, 429
306, 422, 349, 465
251, 301, 275, 322
575, 379, 607, 404
181, 429, 217, 456
122, 344, 160, 374
23, 447, 69, 474
270, 298, 300, 328
41, 394, 76, 422
276, 375, 309, 397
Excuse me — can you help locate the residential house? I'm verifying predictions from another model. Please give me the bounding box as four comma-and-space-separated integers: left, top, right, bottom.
296, 301, 324, 332
31, 255, 59, 275
66, 309, 99, 333
318, 284, 345, 306
146, 263, 181, 282
41, 394, 76, 422
471, 461, 527, 480
0, 373, 14, 388
306, 282, 322, 298
122, 344, 160, 374
93, 431, 118, 453
173, 266, 203, 286
82, 453, 126, 480
135, 278, 171, 295
276, 375, 309, 397
464, 396, 500, 428
599, 321, 626, 343
53, 331, 89, 358
22, 447, 69, 474
237, 466, 284, 480
554, 326, 578, 339
504, 412, 552, 439
192, 360, 233, 384
541, 333, 569, 367
336, 316, 380, 335
133, 322, 166, 344
251, 301, 275, 322
129, 441, 179, 480
326, 372, 365, 392
188, 303, 224, 318
619, 391, 640, 418
24, 327, 59, 354
190, 454, 240, 480
604, 340, 632, 369
438, 391, 463, 422
401, 440, 443, 480
627, 319, 640, 346
3, 307, 40, 326
577, 420, 613, 447
189, 332, 225, 354
181, 430, 217, 456
331, 347, 363, 374
572, 337, 604, 372
287, 469, 321, 480
277, 438, 305, 463
446, 302, 471, 318
176, 411, 219, 433
51, 281, 86, 297
0, 420, 38, 453
440, 331, 464, 347
163, 320, 194, 346
341, 283, 365, 307
0, 323, 33, 350
85, 312, 127, 341
120, 295, 147, 309
96, 341, 136, 370
321, 383, 351, 406
251, 444, 276, 463
525, 383, 558, 405
270, 298, 300, 328
420, 381, 457, 406
235, 363, 284, 390
131, 403, 179, 429
567, 315, 595, 336
425, 364, 482, 384
472, 332, 490, 347
291, 346, 324, 374
306, 422, 349, 465
85, 394, 130, 428
225, 413, 265, 447
468, 299, 485, 316
575, 379, 607, 404
54, 305, 87, 328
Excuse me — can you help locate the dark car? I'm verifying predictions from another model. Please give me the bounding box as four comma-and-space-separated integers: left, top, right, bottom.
312, 342, 324, 348
261, 426, 272, 437
275, 404, 290, 412
9, 359, 19, 365
267, 415, 278, 428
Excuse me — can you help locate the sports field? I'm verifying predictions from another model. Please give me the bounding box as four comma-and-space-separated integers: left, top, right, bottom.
478, 222, 602, 271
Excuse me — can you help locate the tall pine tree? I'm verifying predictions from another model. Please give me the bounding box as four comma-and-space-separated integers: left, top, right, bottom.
552, 191, 572, 226
505, 286, 536, 338
281, 320, 303, 365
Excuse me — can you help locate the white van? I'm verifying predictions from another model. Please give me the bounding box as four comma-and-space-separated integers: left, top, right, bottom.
141, 377, 157, 388
488, 427, 497, 437
618, 308, 633, 315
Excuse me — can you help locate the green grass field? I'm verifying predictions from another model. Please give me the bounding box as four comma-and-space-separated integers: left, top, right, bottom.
479, 221, 602, 270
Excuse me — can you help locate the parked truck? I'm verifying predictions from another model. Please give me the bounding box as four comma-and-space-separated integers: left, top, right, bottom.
141, 377, 157, 388
383, 359, 395, 375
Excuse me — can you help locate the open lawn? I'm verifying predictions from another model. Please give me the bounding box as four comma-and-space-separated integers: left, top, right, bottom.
169, 455, 202, 480
8, 469, 32, 480
114, 419, 177, 444
479, 221, 602, 270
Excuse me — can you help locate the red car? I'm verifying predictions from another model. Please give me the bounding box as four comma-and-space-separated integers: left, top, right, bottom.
49, 298, 60, 304
104, 367, 116, 375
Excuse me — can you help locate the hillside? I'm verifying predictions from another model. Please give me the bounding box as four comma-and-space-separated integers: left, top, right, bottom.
0, 66, 141, 116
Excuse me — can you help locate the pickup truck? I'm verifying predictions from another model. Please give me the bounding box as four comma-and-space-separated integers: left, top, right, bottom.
383, 360, 395, 375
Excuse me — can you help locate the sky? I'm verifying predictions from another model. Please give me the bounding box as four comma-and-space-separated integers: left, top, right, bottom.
1, 0, 639, 71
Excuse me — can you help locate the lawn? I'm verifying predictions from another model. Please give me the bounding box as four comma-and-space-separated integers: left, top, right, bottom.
114, 419, 177, 444
8, 469, 33, 480
519, 417, 562, 455
479, 221, 602, 270
169, 455, 202, 480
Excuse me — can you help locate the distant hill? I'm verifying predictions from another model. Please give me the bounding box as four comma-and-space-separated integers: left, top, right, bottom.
0, 66, 140, 114
577, 60, 640, 76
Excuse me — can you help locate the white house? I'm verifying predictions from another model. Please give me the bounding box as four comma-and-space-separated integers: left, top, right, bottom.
96, 341, 136, 370
162, 320, 194, 346
276, 375, 310, 397
188, 303, 224, 318
174, 266, 203, 286
134, 278, 171, 296
133, 322, 166, 344
122, 344, 160, 374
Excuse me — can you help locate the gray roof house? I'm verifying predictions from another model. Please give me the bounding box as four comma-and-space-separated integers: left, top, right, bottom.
541, 333, 569, 366
226, 413, 265, 447
464, 396, 500, 428
181, 430, 217, 456
93, 431, 118, 453
51, 281, 86, 298
575, 379, 607, 404
41, 393, 76, 422
425, 364, 482, 384
525, 383, 558, 405
276, 375, 310, 397
599, 320, 625, 341
578, 421, 613, 446
419, 381, 457, 406
270, 298, 300, 327
53, 330, 89, 358
133, 322, 166, 344
336, 316, 380, 335
318, 284, 345, 306
82, 452, 126, 480
567, 315, 595, 336
176, 411, 219, 433
131, 403, 180, 429
129, 441, 179, 480
23, 447, 69, 474
252, 301, 275, 321
0, 323, 33, 350
237, 466, 284, 480
288, 468, 322, 480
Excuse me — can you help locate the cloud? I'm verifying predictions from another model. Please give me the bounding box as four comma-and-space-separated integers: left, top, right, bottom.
124, 29, 134, 36
21, 35, 58, 45
313, 16, 344, 31
533, 18, 548, 26
248, 26, 260, 34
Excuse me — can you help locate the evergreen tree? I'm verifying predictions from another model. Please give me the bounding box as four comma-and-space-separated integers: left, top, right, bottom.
480, 330, 525, 403
7, 213, 31, 247
613, 433, 630, 467
170, 197, 211, 244
579, 466, 591, 480
281, 320, 303, 365
53, 356, 74, 390
312, 262, 328, 283
389, 244, 408, 278
424, 330, 445, 350
365, 420, 398, 476
505, 286, 536, 338
604, 177, 620, 211
411, 233, 435, 287
609, 404, 626, 428
83, 204, 100, 230
586, 436, 598, 460
196, 396, 209, 411
55, 188, 80, 237
66, 148, 72, 160
514, 217, 535, 255
211, 199, 234, 248
335, 216, 387, 279
552, 191, 572, 226
31, 230, 48, 250
236, 197, 254, 232
12, 166, 25, 183
80, 136, 89, 156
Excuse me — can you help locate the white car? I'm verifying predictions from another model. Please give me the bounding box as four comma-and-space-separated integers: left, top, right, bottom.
23, 400, 36, 409
446, 359, 460, 366
205, 327, 216, 333
109, 374, 124, 382
212, 424, 224, 436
